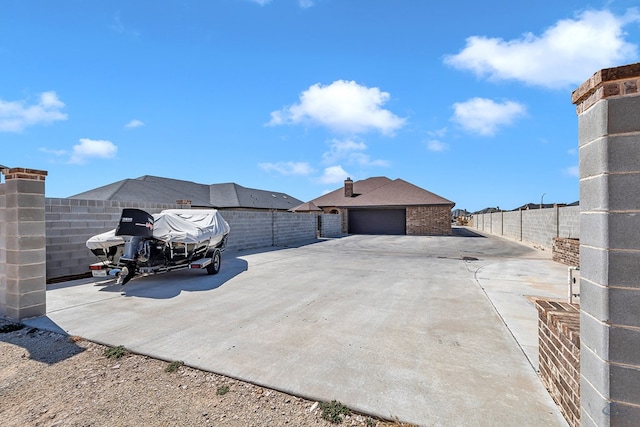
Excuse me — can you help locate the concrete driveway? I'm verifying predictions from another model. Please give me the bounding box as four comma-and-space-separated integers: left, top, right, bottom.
27, 228, 569, 426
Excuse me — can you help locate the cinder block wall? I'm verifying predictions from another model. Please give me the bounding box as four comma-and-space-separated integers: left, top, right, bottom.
502, 210, 522, 241
406, 206, 452, 235
491, 211, 503, 235
43, 199, 343, 281
471, 206, 580, 251
218, 210, 275, 250
522, 208, 558, 250
273, 212, 317, 246
558, 207, 580, 239
320, 214, 342, 237
45, 199, 182, 280
0, 179, 6, 314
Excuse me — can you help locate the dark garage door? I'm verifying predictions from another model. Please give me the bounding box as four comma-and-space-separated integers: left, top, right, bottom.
348, 209, 406, 235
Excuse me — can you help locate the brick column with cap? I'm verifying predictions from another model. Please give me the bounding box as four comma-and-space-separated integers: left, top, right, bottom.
572, 62, 640, 426
0, 167, 48, 320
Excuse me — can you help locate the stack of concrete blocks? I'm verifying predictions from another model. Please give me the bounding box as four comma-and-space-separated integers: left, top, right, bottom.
0, 168, 47, 320
573, 62, 640, 425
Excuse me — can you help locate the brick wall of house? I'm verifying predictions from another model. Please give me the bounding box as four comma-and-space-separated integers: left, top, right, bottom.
406, 206, 452, 235
552, 238, 580, 267
534, 298, 580, 427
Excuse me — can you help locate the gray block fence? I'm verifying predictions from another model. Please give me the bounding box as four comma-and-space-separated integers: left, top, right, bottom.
471, 205, 580, 251
44, 198, 343, 281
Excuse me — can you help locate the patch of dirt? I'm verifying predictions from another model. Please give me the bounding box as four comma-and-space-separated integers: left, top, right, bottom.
0, 319, 413, 427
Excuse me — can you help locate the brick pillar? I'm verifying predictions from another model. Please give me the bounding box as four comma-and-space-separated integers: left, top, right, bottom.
0, 168, 48, 321
572, 62, 640, 426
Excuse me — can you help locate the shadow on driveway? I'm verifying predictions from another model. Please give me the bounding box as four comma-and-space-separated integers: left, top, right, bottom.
97, 256, 249, 299
451, 226, 486, 238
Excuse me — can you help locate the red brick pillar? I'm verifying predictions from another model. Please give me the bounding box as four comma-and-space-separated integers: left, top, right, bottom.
0, 168, 48, 320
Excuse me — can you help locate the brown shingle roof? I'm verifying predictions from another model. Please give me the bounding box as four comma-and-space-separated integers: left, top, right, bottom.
289, 201, 323, 212
310, 177, 454, 208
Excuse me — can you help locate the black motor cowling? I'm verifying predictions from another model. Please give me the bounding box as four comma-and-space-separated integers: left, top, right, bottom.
115, 209, 154, 237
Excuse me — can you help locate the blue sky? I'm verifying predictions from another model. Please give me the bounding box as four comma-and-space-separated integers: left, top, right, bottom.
2, 0, 639, 212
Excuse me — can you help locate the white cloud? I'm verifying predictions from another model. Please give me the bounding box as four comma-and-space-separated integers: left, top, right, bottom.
111, 12, 140, 37
565, 166, 579, 177
69, 139, 118, 164
444, 9, 640, 88
427, 127, 448, 139
322, 138, 366, 164
259, 161, 315, 176
251, 0, 272, 5
322, 138, 389, 167
427, 140, 448, 152
268, 80, 406, 135
0, 91, 68, 132
452, 97, 526, 136
125, 119, 144, 128
568, 148, 577, 155
39, 147, 67, 157
318, 165, 350, 184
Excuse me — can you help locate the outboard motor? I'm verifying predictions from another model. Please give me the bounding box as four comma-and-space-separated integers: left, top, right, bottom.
115, 209, 155, 285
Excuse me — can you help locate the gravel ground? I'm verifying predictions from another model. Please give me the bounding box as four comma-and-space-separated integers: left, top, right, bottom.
0, 319, 414, 427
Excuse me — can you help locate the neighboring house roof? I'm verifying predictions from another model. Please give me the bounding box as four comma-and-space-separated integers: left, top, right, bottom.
473, 207, 501, 214
511, 203, 557, 211
289, 201, 322, 212
452, 209, 471, 217
68, 175, 303, 210
310, 177, 454, 208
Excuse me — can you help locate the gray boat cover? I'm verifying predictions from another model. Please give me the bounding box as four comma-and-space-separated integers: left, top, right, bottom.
86, 209, 230, 250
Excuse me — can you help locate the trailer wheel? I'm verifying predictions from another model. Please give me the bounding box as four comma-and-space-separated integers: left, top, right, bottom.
206, 249, 221, 275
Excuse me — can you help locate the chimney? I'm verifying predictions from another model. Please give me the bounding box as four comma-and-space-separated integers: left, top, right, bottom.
344, 177, 353, 198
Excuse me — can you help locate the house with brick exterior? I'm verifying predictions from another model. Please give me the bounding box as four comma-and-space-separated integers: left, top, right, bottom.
305, 177, 455, 235
68, 175, 303, 211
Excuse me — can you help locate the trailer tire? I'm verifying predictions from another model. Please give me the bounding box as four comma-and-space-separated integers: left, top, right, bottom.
207, 249, 221, 275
